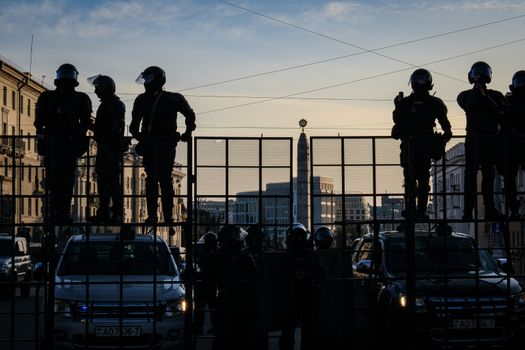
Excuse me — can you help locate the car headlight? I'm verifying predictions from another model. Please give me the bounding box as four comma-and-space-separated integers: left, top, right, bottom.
514, 292, 525, 312
164, 299, 186, 318
54, 299, 72, 318
399, 294, 426, 311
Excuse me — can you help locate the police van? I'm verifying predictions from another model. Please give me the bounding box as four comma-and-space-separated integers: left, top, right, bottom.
53, 231, 186, 349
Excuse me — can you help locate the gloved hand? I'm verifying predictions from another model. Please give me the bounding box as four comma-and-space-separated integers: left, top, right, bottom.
443, 130, 452, 142
179, 132, 192, 142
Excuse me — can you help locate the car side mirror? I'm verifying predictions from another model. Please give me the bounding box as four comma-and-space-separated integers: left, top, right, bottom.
496, 258, 511, 274
356, 259, 373, 274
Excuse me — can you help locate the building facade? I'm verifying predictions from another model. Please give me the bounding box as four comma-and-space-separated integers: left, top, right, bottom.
0, 55, 47, 238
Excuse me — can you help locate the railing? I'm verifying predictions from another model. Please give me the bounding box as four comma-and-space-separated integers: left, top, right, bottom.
0, 134, 524, 350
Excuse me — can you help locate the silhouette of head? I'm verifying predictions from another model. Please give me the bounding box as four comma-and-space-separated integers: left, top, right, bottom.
468, 61, 492, 85
409, 68, 433, 92
314, 226, 334, 250
286, 223, 309, 252
87, 74, 116, 99
510, 70, 525, 93
55, 63, 79, 90
136, 66, 166, 92
217, 225, 246, 253
202, 231, 218, 250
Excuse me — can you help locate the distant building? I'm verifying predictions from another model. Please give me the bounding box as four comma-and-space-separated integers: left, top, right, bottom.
0, 55, 47, 238
373, 195, 404, 231
233, 191, 262, 225
335, 194, 371, 234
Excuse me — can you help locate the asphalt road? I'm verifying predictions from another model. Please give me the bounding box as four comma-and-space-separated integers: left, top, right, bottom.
0, 286, 45, 350
0, 287, 295, 350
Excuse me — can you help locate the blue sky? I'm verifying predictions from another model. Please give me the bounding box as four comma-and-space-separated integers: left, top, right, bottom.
2, 0, 525, 138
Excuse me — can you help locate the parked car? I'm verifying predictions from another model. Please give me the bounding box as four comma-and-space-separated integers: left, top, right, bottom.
353, 230, 525, 349
54, 232, 186, 349
0, 234, 32, 297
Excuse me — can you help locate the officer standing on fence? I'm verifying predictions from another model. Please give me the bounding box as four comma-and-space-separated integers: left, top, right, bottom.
501, 70, 525, 218
88, 75, 126, 223
130, 66, 196, 226
35, 63, 92, 224
457, 62, 506, 220
392, 69, 452, 219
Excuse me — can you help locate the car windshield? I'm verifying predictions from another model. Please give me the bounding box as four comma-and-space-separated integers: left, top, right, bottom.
384, 235, 498, 277
57, 241, 176, 276
0, 240, 13, 256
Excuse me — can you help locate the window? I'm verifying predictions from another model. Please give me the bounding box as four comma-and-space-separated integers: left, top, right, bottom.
11, 91, 15, 109
28, 165, 32, 182
27, 99, 31, 116
21, 163, 24, 181
2, 87, 6, 106
27, 132, 31, 151
20, 96, 23, 114
21, 198, 25, 215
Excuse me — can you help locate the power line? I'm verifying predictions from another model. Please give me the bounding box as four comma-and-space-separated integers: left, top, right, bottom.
217, 1, 523, 86
198, 37, 525, 115
82, 12, 524, 101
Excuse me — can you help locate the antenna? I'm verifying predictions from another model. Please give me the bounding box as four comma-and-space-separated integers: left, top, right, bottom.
29, 35, 34, 76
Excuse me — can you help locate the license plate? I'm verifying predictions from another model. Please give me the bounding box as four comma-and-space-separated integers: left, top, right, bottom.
95, 326, 141, 337
452, 319, 495, 329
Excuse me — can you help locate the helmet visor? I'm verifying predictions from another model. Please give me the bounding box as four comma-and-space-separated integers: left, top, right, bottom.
410, 74, 428, 86
135, 72, 156, 85
56, 67, 78, 81
87, 74, 102, 86
470, 65, 492, 81
513, 75, 525, 89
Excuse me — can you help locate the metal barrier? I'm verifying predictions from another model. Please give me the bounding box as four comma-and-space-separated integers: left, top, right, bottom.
0, 134, 524, 349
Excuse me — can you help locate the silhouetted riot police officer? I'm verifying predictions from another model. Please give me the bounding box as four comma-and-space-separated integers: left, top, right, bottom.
457, 62, 506, 220
213, 225, 257, 350
87, 75, 125, 222
501, 70, 525, 218
130, 66, 196, 225
280, 223, 319, 350
35, 64, 92, 224
392, 69, 452, 219
194, 232, 219, 334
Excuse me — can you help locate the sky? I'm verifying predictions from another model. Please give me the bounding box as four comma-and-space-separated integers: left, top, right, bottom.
2, 0, 525, 139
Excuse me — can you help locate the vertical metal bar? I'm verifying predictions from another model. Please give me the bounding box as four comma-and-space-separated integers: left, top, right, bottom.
258, 138, 263, 229
340, 137, 346, 249
404, 136, 416, 350
10, 134, 16, 350
185, 137, 194, 350
289, 138, 293, 229
309, 137, 314, 235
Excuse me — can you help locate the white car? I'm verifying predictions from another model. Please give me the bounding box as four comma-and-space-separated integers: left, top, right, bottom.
53, 233, 186, 349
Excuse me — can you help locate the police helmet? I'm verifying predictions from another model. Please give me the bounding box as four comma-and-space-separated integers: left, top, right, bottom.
468, 61, 492, 84
286, 223, 308, 244
87, 74, 116, 94
510, 70, 525, 92
55, 63, 79, 86
217, 225, 247, 247
135, 66, 166, 88
246, 225, 264, 247
202, 232, 218, 247
409, 68, 433, 90
314, 226, 334, 250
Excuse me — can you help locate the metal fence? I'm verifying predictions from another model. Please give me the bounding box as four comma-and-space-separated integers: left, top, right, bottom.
0, 134, 524, 349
